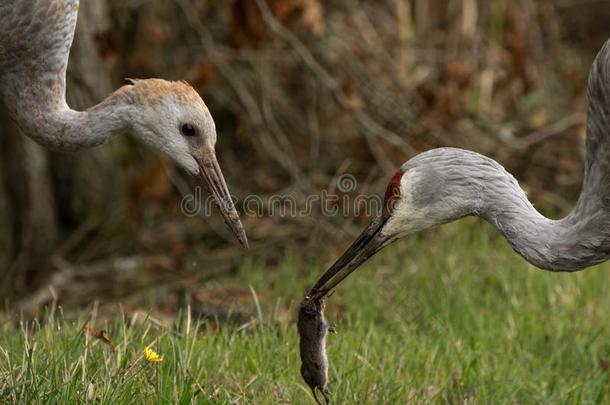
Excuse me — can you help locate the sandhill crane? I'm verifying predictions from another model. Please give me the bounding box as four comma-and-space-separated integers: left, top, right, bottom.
0, 0, 248, 247
310, 39, 610, 298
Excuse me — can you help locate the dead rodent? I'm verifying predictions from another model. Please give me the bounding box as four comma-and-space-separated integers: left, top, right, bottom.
298, 295, 333, 404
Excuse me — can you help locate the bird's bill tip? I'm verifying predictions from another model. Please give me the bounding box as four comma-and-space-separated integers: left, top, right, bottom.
195, 152, 249, 249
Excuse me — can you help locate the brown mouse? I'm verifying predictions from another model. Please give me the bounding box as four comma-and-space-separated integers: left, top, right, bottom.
297, 295, 333, 404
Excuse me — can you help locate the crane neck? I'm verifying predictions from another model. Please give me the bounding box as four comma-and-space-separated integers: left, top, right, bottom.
396, 147, 610, 272
481, 39, 610, 271
476, 161, 610, 271
0, 73, 131, 150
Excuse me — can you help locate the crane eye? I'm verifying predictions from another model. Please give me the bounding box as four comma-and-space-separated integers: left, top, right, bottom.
180, 123, 196, 137
391, 185, 400, 198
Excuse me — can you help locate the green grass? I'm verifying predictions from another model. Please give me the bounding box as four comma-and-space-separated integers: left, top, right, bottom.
1, 219, 610, 404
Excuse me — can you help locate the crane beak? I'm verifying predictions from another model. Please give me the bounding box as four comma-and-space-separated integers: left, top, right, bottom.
308, 216, 390, 298
196, 152, 249, 249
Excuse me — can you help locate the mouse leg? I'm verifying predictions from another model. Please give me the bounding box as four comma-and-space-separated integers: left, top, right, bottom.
321, 387, 331, 404
311, 387, 324, 405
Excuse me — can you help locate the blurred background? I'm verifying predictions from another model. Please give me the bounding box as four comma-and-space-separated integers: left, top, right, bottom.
1, 0, 609, 315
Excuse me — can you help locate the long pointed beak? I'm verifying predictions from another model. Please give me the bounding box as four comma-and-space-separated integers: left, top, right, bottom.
196, 152, 249, 249
309, 216, 389, 298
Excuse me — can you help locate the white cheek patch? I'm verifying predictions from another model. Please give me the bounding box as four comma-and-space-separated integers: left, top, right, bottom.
380, 170, 449, 237
132, 102, 199, 175
380, 168, 478, 238
159, 103, 199, 170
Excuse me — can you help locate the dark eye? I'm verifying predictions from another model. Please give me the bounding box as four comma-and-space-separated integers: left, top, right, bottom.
180, 123, 196, 137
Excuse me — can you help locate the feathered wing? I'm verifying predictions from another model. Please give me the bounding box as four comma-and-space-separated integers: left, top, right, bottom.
579, 38, 610, 213
0, 0, 78, 94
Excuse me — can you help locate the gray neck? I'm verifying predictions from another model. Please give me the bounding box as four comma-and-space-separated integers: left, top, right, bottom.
0, 73, 130, 150
474, 156, 610, 271
406, 148, 610, 272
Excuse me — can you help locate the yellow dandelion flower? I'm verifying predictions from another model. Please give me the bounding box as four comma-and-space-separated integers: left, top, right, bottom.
144, 347, 163, 363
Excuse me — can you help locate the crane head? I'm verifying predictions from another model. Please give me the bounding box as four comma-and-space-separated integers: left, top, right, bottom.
309, 148, 494, 297
310, 163, 457, 298
124, 79, 248, 248
308, 169, 404, 297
